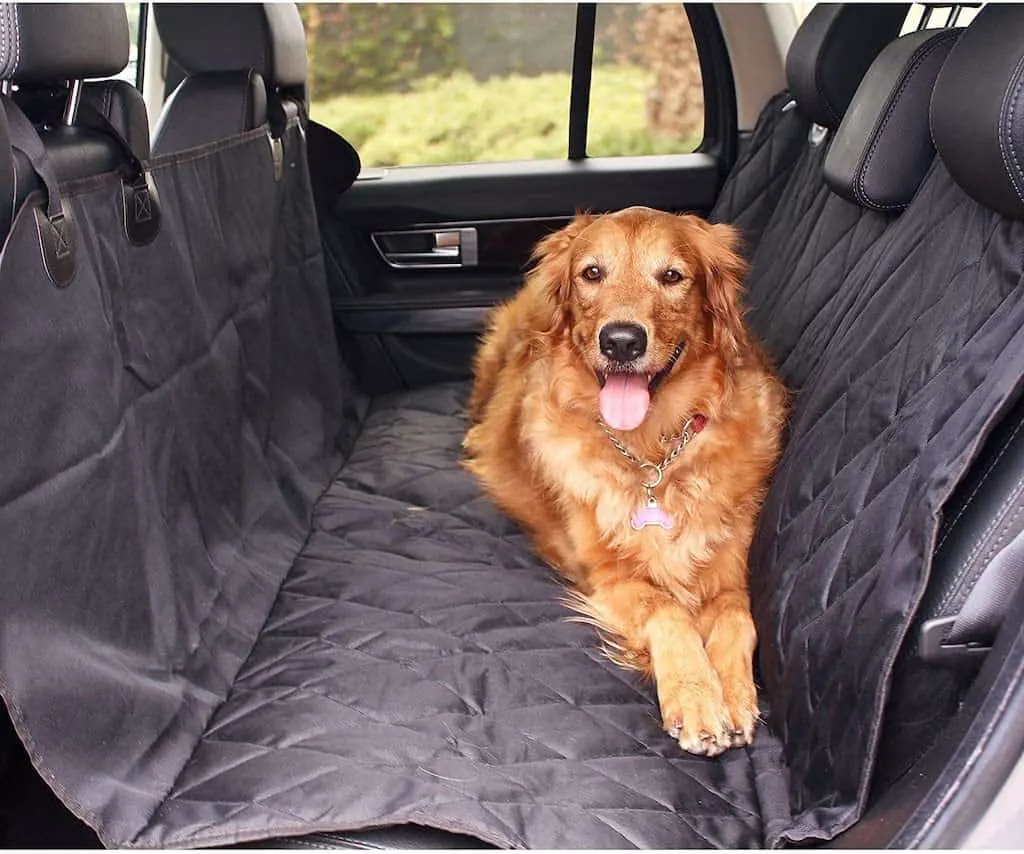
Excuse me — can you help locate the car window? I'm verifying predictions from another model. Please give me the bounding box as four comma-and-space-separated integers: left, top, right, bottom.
588, 4, 704, 157
300, 2, 706, 168
794, 2, 982, 32
112, 2, 144, 87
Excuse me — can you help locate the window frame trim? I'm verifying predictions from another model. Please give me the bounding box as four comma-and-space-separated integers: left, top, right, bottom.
567, 2, 737, 170
568, 4, 596, 160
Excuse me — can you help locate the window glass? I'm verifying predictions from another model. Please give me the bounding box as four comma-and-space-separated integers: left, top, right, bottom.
114, 2, 143, 87
588, 4, 704, 157
901, 3, 982, 33
301, 3, 575, 167
798, 2, 982, 35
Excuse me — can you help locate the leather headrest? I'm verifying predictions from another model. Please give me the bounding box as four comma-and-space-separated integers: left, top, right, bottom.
0, 3, 129, 84
153, 3, 307, 92
786, 4, 910, 129
825, 29, 959, 211
931, 4, 1024, 220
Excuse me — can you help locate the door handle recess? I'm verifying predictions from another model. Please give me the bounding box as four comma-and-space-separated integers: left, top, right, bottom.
372, 227, 479, 269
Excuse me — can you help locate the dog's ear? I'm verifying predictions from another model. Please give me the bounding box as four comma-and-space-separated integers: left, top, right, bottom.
527, 213, 594, 334
690, 219, 749, 359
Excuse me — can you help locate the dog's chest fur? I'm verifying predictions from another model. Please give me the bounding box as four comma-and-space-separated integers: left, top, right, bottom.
517, 359, 728, 598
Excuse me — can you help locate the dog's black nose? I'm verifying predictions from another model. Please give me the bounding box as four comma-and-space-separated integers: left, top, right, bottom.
599, 323, 648, 363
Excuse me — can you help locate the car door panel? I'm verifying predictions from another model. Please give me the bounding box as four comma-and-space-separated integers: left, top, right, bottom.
322, 153, 723, 393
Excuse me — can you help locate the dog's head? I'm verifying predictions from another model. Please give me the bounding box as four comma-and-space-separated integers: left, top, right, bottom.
527, 207, 748, 431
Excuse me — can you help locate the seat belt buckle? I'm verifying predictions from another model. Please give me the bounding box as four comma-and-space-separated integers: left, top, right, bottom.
919, 615, 992, 667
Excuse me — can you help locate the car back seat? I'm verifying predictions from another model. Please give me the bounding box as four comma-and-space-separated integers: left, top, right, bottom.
710, 4, 908, 256
5, 3, 1024, 852
151, 3, 361, 212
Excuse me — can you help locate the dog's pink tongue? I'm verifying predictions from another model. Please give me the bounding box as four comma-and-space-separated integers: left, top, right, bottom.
600, 374, 650, 431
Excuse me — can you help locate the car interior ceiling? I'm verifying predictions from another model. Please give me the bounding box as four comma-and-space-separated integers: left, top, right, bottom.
1, 0, 1024, 849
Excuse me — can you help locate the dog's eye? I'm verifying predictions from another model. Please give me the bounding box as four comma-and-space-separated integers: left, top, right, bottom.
581, 265, 603, 282
661, 269, 687, 286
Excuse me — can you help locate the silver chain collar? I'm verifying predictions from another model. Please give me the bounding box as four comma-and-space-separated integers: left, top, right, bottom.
600, 414, 704, 491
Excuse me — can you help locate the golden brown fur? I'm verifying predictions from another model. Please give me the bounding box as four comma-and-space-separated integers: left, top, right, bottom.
463, 207, 787, 755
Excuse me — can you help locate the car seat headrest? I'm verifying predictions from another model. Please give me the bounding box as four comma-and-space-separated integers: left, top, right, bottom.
786, 3, 910, 130
931, 4, 1024, 220
152, 70, 269, 156
153, 3, 307, 94
825, 28, 959, 212
0, 3, 129, 84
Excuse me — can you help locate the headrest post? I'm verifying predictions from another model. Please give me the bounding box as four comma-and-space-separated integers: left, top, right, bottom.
0, 81, 10, 96
63, 79, 83, 126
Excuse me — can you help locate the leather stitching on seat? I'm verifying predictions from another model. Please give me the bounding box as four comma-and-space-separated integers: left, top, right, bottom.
936, 476, 1024, 615
998, 51, 1024, 206
936, 411, 1024, 554
0, 7, 9, 79
0, 5, 21, 80
858, 32, 960, 211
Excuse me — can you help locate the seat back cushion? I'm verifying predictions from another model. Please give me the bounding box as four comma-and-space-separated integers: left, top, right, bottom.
152, 69, 269, 155
749, 5, 1024, 840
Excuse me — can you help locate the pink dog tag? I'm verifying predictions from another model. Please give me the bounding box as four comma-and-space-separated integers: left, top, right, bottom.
631, 498, 674, 530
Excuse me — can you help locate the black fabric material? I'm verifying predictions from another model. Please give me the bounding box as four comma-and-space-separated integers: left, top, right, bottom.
0, 122, 794, 849
784, 3, 909, 129
306, 119, 361, 219
825, 29, 959, 211
0, 123, 351, 845
153, 4, 307, 92
153, 71, 269, 156
931, 4, 1024, 220
743, 136, 892, 389
709, 92, 809, 256
749, 158, 1024, 843
3, 18, 1024, 852
0, 3, 129, 84
874, 390, 1024, 790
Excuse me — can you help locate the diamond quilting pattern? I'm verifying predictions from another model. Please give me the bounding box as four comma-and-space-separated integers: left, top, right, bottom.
711, 92, 811, 256
137, 483, 785, 849
749, 164, 1024, 843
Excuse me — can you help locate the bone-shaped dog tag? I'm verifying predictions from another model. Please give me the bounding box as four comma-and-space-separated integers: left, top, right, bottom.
631, 497, 674, 530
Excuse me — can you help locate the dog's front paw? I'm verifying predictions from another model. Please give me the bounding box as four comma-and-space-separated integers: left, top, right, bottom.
719, 675, 759, 748
658, 675, 737, 757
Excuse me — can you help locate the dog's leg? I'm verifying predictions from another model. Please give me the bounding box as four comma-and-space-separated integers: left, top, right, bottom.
697, 588, 759, 748
575, 574, 736, 756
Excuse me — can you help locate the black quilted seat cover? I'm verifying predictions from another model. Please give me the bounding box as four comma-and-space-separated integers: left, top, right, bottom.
710, 91, 810, 256
141, 452, 791, 849
750, 160, 1024, 839
743, 137, 893, 389
2, 94, 1024, 852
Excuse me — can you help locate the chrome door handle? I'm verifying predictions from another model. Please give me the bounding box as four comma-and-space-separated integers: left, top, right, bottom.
372, 227, 479, 269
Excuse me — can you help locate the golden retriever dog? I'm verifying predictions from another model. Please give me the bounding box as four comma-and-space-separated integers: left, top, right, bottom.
463, 207, 787, 755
